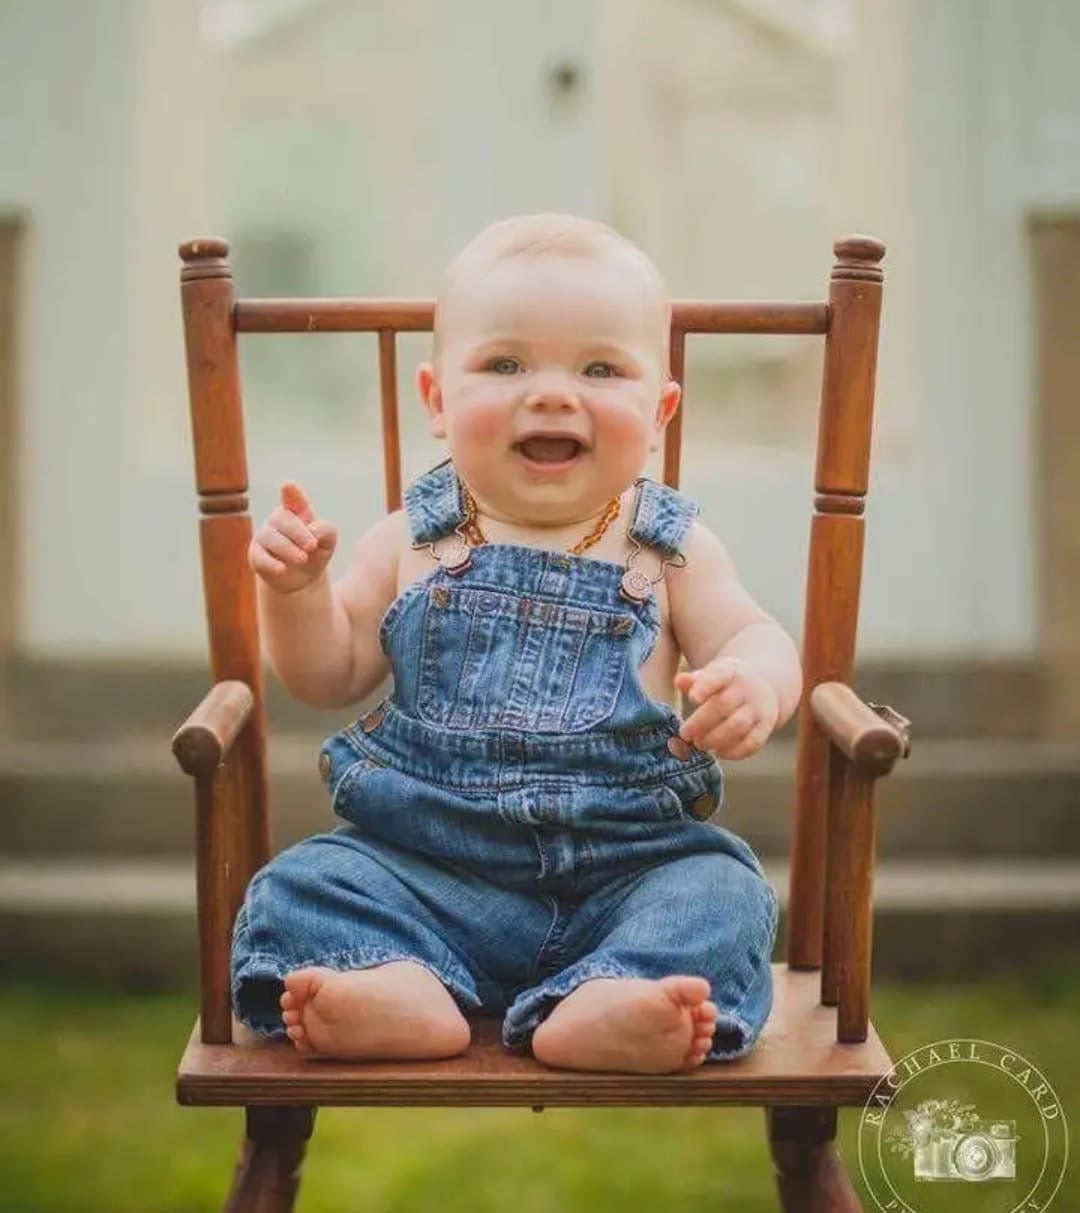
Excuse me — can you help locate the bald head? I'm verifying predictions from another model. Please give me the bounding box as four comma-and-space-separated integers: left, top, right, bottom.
433, 213, 671, 370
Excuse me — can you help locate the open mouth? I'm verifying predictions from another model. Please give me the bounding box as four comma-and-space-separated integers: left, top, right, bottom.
514, 436, 587, 465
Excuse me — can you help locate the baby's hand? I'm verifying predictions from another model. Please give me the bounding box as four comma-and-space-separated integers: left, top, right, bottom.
249, 482, 338, 594
674, 657, 780, 761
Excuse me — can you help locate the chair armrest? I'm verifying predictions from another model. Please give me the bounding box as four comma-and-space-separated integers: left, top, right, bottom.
809, 681, 911, 777
172, 680, 255, 777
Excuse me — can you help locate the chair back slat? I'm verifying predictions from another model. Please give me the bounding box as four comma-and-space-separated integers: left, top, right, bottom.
237, 299, 434, 332
674, 301, 828, 335
235, 299, 828, 336
377, 330, 404, 511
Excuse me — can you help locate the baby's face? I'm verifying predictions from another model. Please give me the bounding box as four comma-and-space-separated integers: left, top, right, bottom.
418, 252, 680, 528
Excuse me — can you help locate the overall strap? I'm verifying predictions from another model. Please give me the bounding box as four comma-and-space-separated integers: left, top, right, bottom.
626, 477, 699, 558
403, 458, 466, 545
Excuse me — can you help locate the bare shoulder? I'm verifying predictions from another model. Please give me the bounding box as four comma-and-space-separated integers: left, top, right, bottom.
672, 518, 739, 579
664, 519, 775, 670
665, 519, 742, 609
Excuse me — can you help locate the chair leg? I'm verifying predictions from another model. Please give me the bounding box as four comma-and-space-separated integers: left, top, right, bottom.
765, 1106, 863, 1213
223, 1106, 316, 1213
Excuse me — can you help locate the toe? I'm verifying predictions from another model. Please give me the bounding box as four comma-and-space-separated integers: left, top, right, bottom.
284, 966, 328, 1005
280, 990, 296, 1012
286, 1023, 309, 1048
282, 1008, 300, 1027
659, 975, 711, 1007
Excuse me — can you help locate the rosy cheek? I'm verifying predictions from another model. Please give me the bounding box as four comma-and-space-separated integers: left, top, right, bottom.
448, 401, 506, 448
597, 406, 651, 449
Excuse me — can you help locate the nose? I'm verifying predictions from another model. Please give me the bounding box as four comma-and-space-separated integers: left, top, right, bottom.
524, 372, 581, 411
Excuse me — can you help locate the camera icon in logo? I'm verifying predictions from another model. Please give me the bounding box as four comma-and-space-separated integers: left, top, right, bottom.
912, 1114, 1018, 1182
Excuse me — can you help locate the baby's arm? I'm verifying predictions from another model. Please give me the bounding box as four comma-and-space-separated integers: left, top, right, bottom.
251, 484, 405, 709
666, 520, 802, 760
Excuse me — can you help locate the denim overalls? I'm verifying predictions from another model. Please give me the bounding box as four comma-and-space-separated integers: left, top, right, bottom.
232, 459, 778, 1060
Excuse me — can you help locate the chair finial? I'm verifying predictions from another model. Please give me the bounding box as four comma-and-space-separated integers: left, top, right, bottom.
180, 238, 231, 283
180, 237, 229, 261
832, 235, 885, 282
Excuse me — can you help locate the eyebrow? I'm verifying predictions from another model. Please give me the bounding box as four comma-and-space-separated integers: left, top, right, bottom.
465, 337, 648, 369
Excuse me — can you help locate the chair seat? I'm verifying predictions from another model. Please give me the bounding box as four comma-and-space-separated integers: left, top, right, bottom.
177, 965, 892, 1108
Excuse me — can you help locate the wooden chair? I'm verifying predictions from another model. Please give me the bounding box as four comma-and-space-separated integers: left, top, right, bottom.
172, 234, 912, 1212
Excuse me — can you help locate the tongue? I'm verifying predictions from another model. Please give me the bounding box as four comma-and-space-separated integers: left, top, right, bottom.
519, 437, 581, 463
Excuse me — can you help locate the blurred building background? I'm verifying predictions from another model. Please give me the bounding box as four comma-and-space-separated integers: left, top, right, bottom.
1, 0, 1078, 981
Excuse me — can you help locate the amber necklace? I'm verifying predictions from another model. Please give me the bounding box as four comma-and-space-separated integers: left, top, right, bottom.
461, 484, 621, 555
425, 481, 622, 575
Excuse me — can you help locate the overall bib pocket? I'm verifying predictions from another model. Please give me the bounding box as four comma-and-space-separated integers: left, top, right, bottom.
415, 584, 633, 732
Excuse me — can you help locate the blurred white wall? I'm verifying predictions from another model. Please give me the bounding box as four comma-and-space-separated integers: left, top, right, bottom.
2, 0, 1079, 660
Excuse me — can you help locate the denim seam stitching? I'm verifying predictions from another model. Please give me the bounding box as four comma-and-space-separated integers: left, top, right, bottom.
378, 575, 436, 652
329, 743, 717, 796
702, 886, 779, 1059
329, 759, 374, 816
565, 625, 626, 732
448, 599, 480, 727
528, 893, 564, 982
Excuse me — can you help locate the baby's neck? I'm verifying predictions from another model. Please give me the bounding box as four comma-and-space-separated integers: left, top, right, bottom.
474, 503, 609, 532
468, 484, 636, 556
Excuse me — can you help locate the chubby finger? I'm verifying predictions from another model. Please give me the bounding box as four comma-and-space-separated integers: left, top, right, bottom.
257, 527, 311, 566
249, 544, 286, 577
679, 700, 723, 743
722, 722, 773, 761
281, 481, 316, 523
676, 659, 741, 705
309, 518, 338, 552
681, 682, 745, 723
698, 705, 758, 754
679, 690, 749, 743
268, 507, 318, 551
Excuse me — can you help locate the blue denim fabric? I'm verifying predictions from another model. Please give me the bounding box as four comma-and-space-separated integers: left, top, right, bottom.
232, 458, 779, 1061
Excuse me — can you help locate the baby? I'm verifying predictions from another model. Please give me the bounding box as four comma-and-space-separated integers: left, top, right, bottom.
232, 213, 802, 1075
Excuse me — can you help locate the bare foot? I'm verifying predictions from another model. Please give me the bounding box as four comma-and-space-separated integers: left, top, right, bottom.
531, 975, 717, 1074
279, 960, 471, 1060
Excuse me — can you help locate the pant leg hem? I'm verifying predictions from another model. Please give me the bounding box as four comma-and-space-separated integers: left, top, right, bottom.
703, 1009, 759, 1061
232, 946, 483, 1039
501, 960, 641, 1053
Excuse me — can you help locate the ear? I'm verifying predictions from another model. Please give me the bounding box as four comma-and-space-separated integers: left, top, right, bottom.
417, 362, 446, 439
649, 379, 682, 450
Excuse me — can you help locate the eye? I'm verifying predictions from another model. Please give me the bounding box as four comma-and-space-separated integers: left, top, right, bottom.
486, 356, 523, 375
583, 361, 619, 379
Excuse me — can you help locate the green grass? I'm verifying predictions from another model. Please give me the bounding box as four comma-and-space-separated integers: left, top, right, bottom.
2, 963, 1078, 1213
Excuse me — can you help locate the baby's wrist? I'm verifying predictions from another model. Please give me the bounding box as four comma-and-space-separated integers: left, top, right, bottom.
289, 568, 332, 596
259, 566, 332, 602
